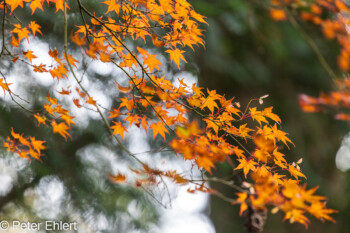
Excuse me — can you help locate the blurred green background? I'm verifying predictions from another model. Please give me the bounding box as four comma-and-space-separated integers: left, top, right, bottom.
190, 0, 350, 232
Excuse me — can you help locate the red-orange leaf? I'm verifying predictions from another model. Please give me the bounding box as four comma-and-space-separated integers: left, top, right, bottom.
57, 88, 71, 95
109, 173, 126, 183
73, 98, 82, 108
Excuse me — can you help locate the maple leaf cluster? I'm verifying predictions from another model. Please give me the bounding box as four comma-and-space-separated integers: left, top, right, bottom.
169, 90, 336, 226
300, 77, 350, 121
4, 128, 46, 160
0, 0, 337, 228
35, 95, 75, 140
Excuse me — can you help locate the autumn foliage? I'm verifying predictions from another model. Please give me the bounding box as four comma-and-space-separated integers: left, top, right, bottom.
300, 78, 350, 121
0, 0, 341, 230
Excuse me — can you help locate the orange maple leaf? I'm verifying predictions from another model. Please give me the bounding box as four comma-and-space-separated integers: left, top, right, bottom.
10, 36, 20, 47
28, 21, 42, 36
86, 96, 96, 106
201, 96, 219, 113
52, 0, 67, 12
141, 116, 148, 132
114, 81, 132, 93
7, 0, 24, 12
150, 121, 169, 140
63, 53, 79, 68
70, 32, 86, 46
233, 192, 249, 216
166, 49, 187, 69
23, 50, 37, 63
111, 121, 128, 140
119, 97, 134, 111
307, 201, 337, 223
273, 148, 287, 168
250, 107, 268, 125
10, 24, 30, 42
44, 103, 55, 116
57, 88, 71, 95
51, 121, 71, 140
99, 52, 112, 63
30, 0, 44, 14
204, 118, 219, 134
34, 114, 46, 126
263, 106, 281, 123
75, 25, 90, 37
238, 124, 253, 138
109, 173, 127, 183
142, 53, 161, 72
283, 209, 309, 228
30, 137, 46, 153
49, 65, 68, 80
288, 164, 306, 180
124, 114, 140, 127
271, 124, 294, 148
48, 48, 59, 58
33, 64, 48, 73
196, 155, 215, 172
11, 127, 21, 139
75, 87, 86, 98
235, 157, 257, 178
60, 114, 75, 126
108, 108, 121, 118
0, 78, 12, 95
103, 0, 121, 15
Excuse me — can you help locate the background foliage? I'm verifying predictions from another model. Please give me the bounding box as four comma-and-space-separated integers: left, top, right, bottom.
191, 0, 350, 232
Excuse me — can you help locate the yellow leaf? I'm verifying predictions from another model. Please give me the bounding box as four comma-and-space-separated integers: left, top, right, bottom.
263, 106, 281, 123
288, 164, 306, 180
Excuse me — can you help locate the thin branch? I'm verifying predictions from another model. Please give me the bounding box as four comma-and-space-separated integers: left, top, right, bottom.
63, 1, 144, 166
287, 10, 338, 86
0, 70, 34, 113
